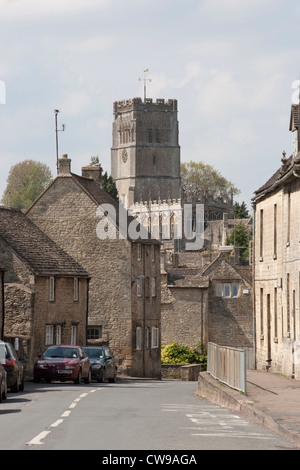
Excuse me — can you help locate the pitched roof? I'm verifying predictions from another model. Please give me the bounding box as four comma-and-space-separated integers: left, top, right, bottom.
0, 208, 89, 277
254, 154, 294, 197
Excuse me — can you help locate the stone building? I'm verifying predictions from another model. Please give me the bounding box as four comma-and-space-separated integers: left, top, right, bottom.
111, 97, 181, 209
26, 155, 161, 378
161, 252, 254, 366
0, 207, 89, 374
253, 103, 300, 378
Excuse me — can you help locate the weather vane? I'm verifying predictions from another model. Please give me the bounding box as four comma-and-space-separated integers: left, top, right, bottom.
139, 68, 152, 101
54, 109, 65, 174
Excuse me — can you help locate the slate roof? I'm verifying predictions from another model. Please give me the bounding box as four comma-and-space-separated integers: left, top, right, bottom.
0, 208, 89, 277
254, 154, 294, 197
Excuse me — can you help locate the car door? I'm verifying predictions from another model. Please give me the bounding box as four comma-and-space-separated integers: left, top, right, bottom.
104, 348, 114, 378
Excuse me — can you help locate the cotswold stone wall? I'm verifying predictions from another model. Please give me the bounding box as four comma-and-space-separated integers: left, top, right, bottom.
27, 176, 161, 377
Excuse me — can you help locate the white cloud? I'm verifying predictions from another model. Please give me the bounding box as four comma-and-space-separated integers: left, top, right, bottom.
0, 0, 111, 21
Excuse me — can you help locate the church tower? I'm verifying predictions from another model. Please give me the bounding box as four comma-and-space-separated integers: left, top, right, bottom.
111, 97, 181, 208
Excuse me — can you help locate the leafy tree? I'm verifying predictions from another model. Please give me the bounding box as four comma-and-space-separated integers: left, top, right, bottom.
1, 160, 53, 209
181, 161, 240, 201
233, 201, 250, 219
102, 171, 119, 201
226, 222, 252, 261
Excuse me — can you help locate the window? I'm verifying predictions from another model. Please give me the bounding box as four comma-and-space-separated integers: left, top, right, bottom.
151, 327, 159, 349
74, 278, 79, 302
56, 325, 62, 345
274, 287, 278, 338
273, 204, 277, 259
137, 278, 143, 297
260, 288, 264, 336
137, 243, 142, 261
151, 278, 156, 298
224, 283, 231, 297
151, 245, 155, 263
71, 325, 77, 345
260, 209, 264, 261
155, 129, 160, 143
136, 327, 142, 350
49, 277, 55, 302
216, 283, 239, 298
87, 326, 102, 340
148, 129, 153, 143
45, 325, 54, 345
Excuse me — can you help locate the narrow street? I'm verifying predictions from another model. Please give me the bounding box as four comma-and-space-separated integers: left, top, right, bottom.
0, 379, 294, 452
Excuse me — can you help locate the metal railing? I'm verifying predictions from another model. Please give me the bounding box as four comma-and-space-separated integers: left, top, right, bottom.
207, 342, 247, 394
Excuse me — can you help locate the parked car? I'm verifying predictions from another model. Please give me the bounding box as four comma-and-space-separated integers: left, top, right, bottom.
83, 346, 117, 383
0, 363, 7, 402
0, 341, 24, 392
33, 345, 91, 384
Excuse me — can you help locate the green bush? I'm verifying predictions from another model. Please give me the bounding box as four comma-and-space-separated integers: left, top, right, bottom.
161, 342, 207, 369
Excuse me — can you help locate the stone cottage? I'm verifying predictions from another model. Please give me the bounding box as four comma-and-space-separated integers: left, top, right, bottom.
161, 251, 254, 366
0, 207, 89, 373
26, 155, 161, 378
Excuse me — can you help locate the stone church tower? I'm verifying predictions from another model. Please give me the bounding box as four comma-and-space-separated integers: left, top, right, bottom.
111, 97, 181, 208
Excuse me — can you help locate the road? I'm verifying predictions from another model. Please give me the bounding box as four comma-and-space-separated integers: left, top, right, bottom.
0, 378, 295, 452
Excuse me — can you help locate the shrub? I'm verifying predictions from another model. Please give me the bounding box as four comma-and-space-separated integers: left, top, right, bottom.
161, 342, 207, 369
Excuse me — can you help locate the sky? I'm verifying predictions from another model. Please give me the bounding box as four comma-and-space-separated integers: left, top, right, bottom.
0, 0, 300, 210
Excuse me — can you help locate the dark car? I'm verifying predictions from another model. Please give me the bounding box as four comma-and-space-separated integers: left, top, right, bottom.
0, 341, 24, 392
0, 363, 7, 402
83, 346, 117, 383
33, 345, 91, 384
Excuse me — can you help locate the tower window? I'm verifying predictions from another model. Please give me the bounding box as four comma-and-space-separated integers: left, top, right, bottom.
148, 129, 153, 143
155, 129, 160, 143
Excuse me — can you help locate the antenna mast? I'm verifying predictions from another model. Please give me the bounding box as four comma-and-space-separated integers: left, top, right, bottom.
54, 109, 65, 174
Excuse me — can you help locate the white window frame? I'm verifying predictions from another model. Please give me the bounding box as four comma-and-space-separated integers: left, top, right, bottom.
151, 327, 159, 349
136, 327, 142, 350
56, 325, 62, 345
74, 278, 79, 302
137, 243, 142, 261
45, 325, 54, 345
137, 278, 142, 297
151, 277, 156, 298
49, 276, 55, 302
71, 325, 77, 345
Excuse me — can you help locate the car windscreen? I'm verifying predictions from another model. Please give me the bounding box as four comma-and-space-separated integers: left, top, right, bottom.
43, 347, 79, 358
84, 348, 104, 359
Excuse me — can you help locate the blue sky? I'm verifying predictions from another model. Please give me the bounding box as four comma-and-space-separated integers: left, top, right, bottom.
0, 0, 300, 209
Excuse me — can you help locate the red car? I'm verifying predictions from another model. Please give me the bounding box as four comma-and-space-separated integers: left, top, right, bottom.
33, 345, 91, 384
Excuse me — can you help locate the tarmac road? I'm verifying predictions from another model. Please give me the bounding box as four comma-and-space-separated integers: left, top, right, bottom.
0, 378, 295, 452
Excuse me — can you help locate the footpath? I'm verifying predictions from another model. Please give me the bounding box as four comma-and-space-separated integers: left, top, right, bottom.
197, 369, 300, 449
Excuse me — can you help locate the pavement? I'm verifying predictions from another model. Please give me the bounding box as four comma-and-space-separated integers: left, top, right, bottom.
196, 369, 300, 449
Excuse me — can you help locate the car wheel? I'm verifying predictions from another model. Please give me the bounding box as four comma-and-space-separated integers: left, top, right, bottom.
0, 378, 6, 402
11, 377, 19, 393
84, 369, 91, 384
19, 375, 24, 392
97, 369, 104, 383
108, 369, 117, 383
74, 369, 82, 384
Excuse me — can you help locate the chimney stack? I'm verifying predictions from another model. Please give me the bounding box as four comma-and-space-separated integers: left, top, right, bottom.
58, 154, 71, 175
81, 164, 102, 184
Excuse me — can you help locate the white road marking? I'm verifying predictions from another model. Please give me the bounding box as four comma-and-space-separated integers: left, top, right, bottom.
27, 431, 51, 446
26, 388, 99, 446
50, 419, 64, 428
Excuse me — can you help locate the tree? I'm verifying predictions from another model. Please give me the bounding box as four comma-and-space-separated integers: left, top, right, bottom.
101, 171, 118, 201
181, 161, 240, 201
1, 160, 53, 210
226, 222, 252, 261
233, 201, 250, 219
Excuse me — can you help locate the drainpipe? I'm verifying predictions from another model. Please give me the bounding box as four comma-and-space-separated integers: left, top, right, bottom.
251, 201, 256, 369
